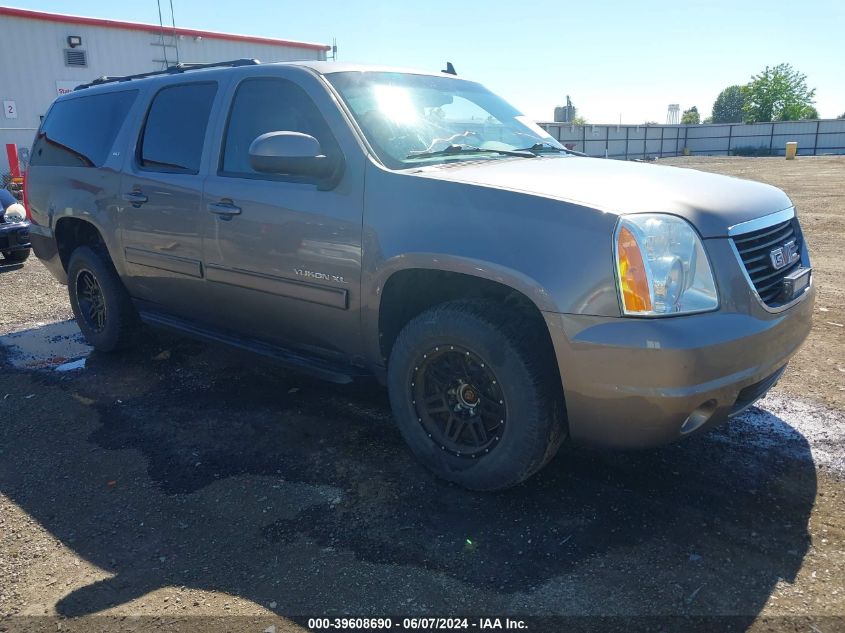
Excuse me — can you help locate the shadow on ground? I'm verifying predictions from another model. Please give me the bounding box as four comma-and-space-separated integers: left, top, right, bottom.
0, 321, 816, 622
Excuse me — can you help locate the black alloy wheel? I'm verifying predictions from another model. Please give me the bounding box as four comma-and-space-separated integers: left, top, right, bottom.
75, 269, 107, 332
412, 345, 506, 458
67, 244, 139, 352
388, 300, 567, 490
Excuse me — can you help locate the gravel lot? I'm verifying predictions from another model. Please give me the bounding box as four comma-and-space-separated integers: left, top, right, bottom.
1, 156, 844, 632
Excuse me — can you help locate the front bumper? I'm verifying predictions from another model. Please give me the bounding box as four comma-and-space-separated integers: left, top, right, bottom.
544, 283, 814, 448
0, 220, 31, 253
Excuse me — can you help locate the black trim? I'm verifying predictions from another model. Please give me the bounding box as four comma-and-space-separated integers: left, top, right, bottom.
730, 365, 786, 416
124, 247, 202, 278
205, 264, 348, 309
75, 59, 259, 90
138, 309, 362, 384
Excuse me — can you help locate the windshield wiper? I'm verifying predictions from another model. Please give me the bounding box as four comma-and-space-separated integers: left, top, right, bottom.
513, 142, 579, 155
406, 144, 535, 160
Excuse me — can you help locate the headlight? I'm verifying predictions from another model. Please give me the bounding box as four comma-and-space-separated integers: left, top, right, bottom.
614, 214, 718, 316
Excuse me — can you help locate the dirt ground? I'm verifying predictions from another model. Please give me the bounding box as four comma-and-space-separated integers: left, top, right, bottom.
1, 156, 844, 632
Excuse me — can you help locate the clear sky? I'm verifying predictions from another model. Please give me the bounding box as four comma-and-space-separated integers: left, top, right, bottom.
10, 0, 845, 123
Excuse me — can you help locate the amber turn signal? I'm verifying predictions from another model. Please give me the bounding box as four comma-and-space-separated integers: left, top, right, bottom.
616, 225, 653, 313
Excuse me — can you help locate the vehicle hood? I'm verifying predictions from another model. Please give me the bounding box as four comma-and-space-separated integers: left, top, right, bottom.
414, 156, 793, 238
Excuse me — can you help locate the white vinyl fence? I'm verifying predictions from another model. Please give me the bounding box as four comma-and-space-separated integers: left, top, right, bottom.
538, 119, 845, 159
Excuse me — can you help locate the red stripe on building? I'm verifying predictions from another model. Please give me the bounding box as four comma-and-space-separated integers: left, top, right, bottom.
0, 6, 330, 51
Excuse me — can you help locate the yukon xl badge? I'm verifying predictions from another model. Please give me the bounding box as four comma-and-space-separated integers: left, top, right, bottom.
294, 268, 347, 284
769, 239, 798, 270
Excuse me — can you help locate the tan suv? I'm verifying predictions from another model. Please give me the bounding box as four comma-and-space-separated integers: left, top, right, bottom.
27, 60, 813, 489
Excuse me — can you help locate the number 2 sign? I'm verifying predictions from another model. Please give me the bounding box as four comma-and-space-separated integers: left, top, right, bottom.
4, 100, 17, 119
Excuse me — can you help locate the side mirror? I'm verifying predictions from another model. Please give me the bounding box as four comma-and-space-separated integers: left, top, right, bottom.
248, 131, 337, 179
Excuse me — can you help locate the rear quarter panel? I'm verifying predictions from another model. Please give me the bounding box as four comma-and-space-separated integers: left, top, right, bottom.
27, 85, 151, 281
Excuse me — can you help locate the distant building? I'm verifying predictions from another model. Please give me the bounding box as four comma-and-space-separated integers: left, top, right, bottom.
0, 7, 329, 173
554, 96, 576, 123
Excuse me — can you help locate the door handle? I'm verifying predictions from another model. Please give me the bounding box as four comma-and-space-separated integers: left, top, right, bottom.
121, 191, 148, 207
207, 201, 242, 217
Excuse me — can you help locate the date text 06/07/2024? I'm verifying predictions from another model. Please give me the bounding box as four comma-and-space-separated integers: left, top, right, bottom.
306, 617, 528, 630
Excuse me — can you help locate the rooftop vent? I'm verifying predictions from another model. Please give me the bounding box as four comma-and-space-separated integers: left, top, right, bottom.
64, 49, 87, 67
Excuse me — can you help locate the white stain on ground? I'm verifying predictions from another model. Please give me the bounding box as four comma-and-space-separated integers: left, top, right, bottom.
714, 394, 845, 476
54, 357, 87, 372
0, 319, 91, 370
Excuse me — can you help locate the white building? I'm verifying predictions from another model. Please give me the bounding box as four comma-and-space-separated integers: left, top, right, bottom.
0, 6, 330, 173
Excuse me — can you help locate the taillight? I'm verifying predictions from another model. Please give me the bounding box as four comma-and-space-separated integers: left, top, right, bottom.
22, 168, 31, 222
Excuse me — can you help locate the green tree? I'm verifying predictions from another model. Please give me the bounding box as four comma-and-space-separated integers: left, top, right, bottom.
838, 112, 845, 119
711, 85, 745, 123
778, 103, 819, 121
681, 106, 700, 124
571, 116, 587, 125
799, 105, 819, 120
742, 63, 816, 122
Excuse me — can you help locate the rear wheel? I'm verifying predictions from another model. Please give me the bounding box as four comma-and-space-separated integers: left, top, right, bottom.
67, 245, 139, 351
387, 300, 566, 490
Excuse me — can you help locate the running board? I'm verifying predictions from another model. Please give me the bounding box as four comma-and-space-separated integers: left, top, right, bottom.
139, 310, 363, 384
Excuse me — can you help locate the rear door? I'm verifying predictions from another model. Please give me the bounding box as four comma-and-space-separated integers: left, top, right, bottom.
118, 81, 220, 319
200, 72, 365, 361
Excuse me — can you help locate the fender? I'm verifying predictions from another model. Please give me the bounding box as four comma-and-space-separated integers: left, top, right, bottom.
362, 251, 560, 367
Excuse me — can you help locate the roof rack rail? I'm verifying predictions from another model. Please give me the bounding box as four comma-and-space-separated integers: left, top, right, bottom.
74, 58, 261, 91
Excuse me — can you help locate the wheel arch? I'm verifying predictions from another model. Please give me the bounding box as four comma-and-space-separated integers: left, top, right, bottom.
54, 216, 111, 273
369, 254, 561, 368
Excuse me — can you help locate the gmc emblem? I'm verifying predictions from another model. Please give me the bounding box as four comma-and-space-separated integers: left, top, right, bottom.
770, 239, 799, 270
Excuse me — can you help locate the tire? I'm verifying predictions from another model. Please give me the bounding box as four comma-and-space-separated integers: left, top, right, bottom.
387, 300, 566, 491
4, 248, 30, 263
67, 244, 139, 352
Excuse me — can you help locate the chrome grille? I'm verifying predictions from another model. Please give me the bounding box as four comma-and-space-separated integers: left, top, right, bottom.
732, 217, 802, 306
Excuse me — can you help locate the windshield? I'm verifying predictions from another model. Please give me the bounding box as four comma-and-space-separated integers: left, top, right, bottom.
325, 71, 566, 169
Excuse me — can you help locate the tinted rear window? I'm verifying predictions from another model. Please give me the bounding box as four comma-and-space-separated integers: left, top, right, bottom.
139, 83, 217, 174
31, 90, 137, 167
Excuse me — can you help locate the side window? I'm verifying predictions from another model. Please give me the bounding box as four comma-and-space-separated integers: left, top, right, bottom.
139, 83, 217, 174
221, 78, 339, 177
31, 90, 137, 167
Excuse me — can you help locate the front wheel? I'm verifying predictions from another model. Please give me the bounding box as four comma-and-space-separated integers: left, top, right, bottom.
387, 300, 566, 491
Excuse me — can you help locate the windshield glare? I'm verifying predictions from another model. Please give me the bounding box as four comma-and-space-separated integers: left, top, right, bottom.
325, 71, 565, 169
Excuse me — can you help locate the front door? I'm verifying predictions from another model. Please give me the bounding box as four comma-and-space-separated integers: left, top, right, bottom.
119, 81, 219, 320
200, 75, 364, 361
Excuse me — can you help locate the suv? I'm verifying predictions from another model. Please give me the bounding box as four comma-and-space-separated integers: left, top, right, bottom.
27, 60, 814, 490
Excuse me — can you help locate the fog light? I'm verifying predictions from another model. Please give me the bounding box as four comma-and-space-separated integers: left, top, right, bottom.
680, 399, 718, 434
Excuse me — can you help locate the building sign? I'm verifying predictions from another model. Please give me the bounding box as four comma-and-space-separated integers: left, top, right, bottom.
3, 100, 17, 119
56, 80, 80, 96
